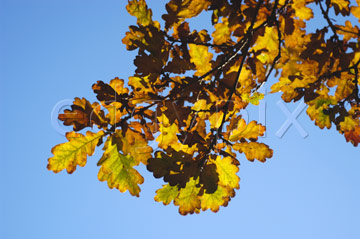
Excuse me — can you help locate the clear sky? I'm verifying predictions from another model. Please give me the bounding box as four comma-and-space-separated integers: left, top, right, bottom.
1, 1, 359, 239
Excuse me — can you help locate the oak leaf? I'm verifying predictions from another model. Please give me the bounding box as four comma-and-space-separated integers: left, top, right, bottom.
344, 126, 360, 146
233, 142, 273, 162
173, 177, 201, 215
126, 0, 154, 27
200, 185, 234, 213
48, 131, 104, 174
154, 183, 179, 205
228, 119, 266, 142
212, 18, 231, 45
97, 135, 144, 197
351, 0, 360, 22
58, 97, 108, 131
188, 44, 213, 76
213, 155, 240, 189
331, 0, 350, 16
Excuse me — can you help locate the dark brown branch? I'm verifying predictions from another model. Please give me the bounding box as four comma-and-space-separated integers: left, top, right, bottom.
319, 1, 340, 42
165, 33, 231, 50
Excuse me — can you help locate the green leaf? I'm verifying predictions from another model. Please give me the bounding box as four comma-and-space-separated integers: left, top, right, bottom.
154, 184, 179, 205
97, 135, 144, 197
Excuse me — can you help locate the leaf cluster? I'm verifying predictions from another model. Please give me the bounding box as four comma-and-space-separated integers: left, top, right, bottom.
48, 0, 360, 215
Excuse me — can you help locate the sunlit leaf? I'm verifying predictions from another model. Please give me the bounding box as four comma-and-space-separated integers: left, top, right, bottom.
351, 0, 360, 22
126, 0, 153, 26
97, 134, 144, 197
212, 18, 231, 45
213, 155, 240, 189
154, 183, 179, 205
48, 131, 104, 173
233, 142, 273, 162
188, 44, 213, 76
49, 0, 360, 215
292, 0, 313, 20
173, 177, 201, 215
200, 185, 234, 213
229, 119, 266, 142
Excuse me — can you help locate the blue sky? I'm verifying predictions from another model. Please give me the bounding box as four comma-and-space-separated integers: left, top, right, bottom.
1, 0, 359, 238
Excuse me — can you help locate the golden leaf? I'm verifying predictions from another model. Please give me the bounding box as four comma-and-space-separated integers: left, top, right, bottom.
173, 0, 211, 18
156, 114, 180, 149
233, 142, 273, 162
351, 0, 360, 22
229, 119, 265, 141
200, 185, 234, 213
174, 177, 201, 215
212, 18, 231, 45
213, 156, 240, 189
331, 0, 350, 15
188, 44, 213, 76
48, 131, 104, 174
209, 112, 224, 129
119, 129, 153, 165
292, 0, 313, 20
327, 73, 355, 100
126, 0, 153, 26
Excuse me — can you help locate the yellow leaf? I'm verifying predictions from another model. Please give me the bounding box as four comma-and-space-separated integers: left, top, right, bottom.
306, 96, 333, 129
128, 75, 156, 104
122, 26, 146, 51
126, 0, 153, 26
327, 73, 355, 100
156, 114, 180, 149
174, 177, 201, 215
351, 0, 360, 22
209, 112, 224, 129
336, 20, 359, 42
191, 99, 210, 119
252, 27, 279, 63
109, 78, 129, 95
97, 135, 144, 197
226, 64, 255, 94
292, 0, 313, 20
189, 44, 213, 76
119, 129, 153, 165
212, 18, 231, 45
176, 0, 211, 18
154, 184, 179, 205
163, 0, 210, 29
241, 92, 264, 105
233, 142, 273, 162
48, 131, 104, 174
104, 102, 127, 125
171, 141, 198, 155
339, 116, 358, 132
331, 0, 350, 15
213, 156, 240, 189
229, 119, 265, 141
200, 185, 234, 212
270, 60, 318, 102
191, 99, 208, 111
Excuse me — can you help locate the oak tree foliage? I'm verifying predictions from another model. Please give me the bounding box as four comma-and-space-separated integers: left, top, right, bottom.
48, 0, 360, 215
